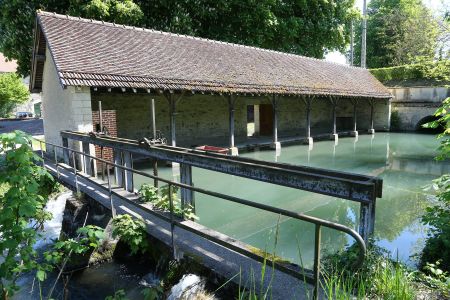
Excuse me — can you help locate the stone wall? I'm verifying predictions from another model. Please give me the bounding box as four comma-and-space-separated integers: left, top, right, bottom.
389, 86, 450, 131
41, 47, 93, 152
91, 92, 389, 146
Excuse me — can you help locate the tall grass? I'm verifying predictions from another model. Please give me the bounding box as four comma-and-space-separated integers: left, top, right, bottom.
322, 244, 416, 300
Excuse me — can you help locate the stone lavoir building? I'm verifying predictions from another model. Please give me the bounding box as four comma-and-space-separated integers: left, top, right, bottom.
31, 11, 392, 155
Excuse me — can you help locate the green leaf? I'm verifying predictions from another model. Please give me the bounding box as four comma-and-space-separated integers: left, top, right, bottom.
36, 270, 46, 281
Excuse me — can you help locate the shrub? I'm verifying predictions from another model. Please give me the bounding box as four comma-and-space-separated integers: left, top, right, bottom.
420, 97, 450, 272
138, 183, 198, 221
370, 60, 450, 84
112, 214, 150, 255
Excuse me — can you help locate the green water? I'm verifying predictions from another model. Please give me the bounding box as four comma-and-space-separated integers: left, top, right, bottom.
134, 133, 449, 268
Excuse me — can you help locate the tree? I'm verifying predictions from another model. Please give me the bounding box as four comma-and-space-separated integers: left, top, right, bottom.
0, 73, 29, 117
354, 0, 439, 68
0, 0, 358, 77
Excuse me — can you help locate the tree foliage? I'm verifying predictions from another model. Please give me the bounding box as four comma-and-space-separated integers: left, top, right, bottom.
0, 0, 358, 77
0, 73, 29, 117
354, 0, 439, 68
0, 131, 55, 296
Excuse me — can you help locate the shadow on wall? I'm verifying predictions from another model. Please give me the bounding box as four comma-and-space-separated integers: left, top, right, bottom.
415, 115, 444, 134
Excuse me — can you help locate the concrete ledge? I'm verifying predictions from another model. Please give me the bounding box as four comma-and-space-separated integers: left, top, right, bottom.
270, 141, 281, 151
228, 147, 239, 156
350, 131, 358, 137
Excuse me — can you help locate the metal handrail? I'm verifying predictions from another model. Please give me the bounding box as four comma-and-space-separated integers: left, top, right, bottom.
34, 138, 366, 299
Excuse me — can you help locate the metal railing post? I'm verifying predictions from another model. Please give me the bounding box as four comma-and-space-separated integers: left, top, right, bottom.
168, 183, 176, 259
72, 151, 79, 194
54, 147, 59, 179
40, 141, 44, 161
313, 224, 322, 300
106, 163, 116, 217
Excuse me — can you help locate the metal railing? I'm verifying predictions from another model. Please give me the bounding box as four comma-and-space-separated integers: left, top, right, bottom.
35, 138, 366, 299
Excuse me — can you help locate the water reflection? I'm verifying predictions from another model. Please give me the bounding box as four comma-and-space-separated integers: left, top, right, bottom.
133, 133, 450, 268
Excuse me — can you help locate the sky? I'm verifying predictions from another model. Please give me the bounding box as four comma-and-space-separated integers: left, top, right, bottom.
325, 0, 446, 65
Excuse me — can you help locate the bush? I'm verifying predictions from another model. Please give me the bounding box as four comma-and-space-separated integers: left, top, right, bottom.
370, 60, 450, 84
138, 183, 198, 221
420, 98, 450, 272
112, 214, 150, 255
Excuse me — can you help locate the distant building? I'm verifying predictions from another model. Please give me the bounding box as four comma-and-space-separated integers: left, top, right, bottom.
0, 53, 41, 117
31, 11, 392, 153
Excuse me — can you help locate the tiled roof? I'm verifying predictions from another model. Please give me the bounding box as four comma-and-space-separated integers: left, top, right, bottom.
32, 11, 391, 98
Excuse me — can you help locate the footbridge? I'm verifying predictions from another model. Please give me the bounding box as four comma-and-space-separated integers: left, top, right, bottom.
36, 131, 383, 299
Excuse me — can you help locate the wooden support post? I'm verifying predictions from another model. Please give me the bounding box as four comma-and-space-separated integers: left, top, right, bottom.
114, 150, 123, 187
169, 95, 176, 147
330, 97, 338, 141
82, 142, 92, 176
62, 137, 70, 165
304, 97, 313, 145
228, 94, 238, 155
351, 99, 358, 137
180, 163, 194, 212
164, 92, 184, 147
369, 99, 375, 134
123, 151, 133, 192
359, 201, 375, 243
270, 95, 281, 151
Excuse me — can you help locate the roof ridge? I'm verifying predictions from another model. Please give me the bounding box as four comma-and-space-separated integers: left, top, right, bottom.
36, 10, 363, 71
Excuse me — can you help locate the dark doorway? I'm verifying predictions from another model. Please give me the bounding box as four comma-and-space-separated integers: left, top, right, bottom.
416, 115, 444, 134
259, 104, 273, 136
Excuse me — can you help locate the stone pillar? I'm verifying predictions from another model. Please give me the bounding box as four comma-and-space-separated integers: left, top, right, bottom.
271, 95, 281, 151
228, 95, 239, 156
113, 150, 124, 188
123, 151, 133, 193
180, 163, 195, 211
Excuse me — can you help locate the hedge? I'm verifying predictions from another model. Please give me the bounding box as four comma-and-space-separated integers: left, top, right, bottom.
370, 60, 450, 84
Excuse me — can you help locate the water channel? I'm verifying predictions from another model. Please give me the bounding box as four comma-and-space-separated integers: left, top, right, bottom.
134, 132, 449, 268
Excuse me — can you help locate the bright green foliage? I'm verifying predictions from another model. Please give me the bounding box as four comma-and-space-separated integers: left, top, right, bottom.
0, 73, 29, 117
0, 131, 55, 296
141, 286, 163, 300
416, 261, 450, 297
323, 244, 416, 300
355, 0, 439, 68
105, 289, 128, 300
68, 0, 143, 25
420, 97, 450, 272
370, 60, 450, 84
44, 225, 105, 265
112, 214, 149, 255
138, 183, 198, 221
0, 0, 358, 77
